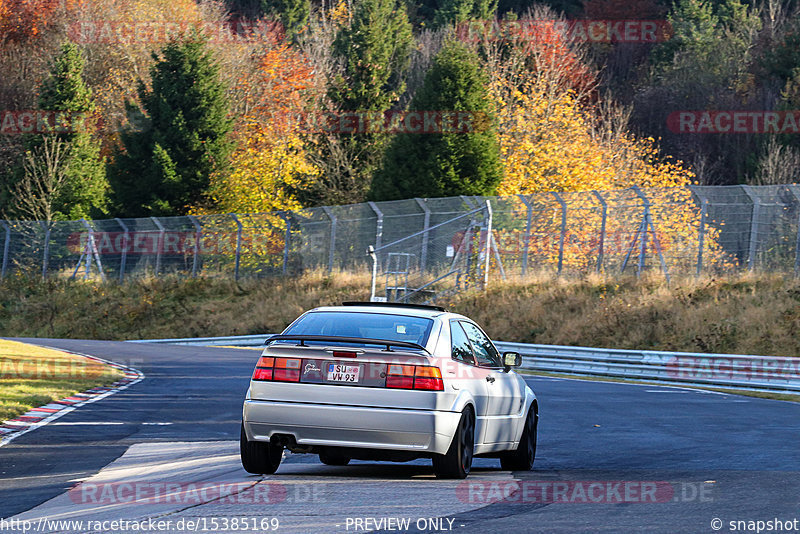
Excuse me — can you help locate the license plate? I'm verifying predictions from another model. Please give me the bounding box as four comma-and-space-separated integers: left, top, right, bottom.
327, 364, 360, 383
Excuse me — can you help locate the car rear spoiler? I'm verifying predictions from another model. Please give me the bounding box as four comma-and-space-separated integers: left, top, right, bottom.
265, 335, 429, 353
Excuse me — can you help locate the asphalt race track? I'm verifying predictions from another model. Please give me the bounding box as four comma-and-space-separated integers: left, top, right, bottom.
1, 338, 799, 533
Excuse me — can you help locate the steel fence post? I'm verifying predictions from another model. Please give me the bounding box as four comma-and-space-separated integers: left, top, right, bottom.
461, 195, 476, 210
696, 197, 708, 277
188, 215, 202, 278
322, 207, 336, 273
150, 217, 165, 276
115, 218, 129, 283
414, 198, 431, 271
591, 191, 607, 273
517, 195, 532, 276
230, 214, 243, 281
278, 212, 291, 275
787, 185, 800, 276
630, 186, 650, 278
1, 220, 10, 280
551, 192, 567, 275
41, 221, 51, 279
368, 201, 384, 251
741, 185, 760, 271
484, 200, 492, 289
77, 218, 106, 281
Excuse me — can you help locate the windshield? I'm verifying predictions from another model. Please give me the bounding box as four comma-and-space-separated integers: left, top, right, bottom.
282, 311, 434, 348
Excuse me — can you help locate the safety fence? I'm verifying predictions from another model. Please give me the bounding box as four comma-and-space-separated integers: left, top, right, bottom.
3, 184, 800, 283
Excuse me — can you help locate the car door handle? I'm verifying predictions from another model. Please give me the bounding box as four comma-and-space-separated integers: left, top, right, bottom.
486, 376, 495, 383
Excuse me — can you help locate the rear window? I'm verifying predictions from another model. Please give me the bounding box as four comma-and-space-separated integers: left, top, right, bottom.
282, 311, 434, 348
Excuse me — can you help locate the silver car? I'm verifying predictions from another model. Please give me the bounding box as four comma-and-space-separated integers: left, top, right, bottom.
240, 302, 538, 479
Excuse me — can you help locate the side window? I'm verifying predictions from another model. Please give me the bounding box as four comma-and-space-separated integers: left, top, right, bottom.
460, 321, 501, 368
450, 321, 475, 365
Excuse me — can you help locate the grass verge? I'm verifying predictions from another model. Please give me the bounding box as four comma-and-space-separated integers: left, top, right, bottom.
0, 339, 125, 422
1, 270, 800, 356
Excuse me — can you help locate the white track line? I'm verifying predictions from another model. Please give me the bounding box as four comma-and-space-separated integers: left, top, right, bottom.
0, 344, 144, 448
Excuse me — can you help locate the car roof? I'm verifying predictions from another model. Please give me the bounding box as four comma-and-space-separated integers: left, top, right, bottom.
311, 304, 447, 319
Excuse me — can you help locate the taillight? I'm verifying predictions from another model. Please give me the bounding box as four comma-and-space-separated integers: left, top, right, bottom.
386, 364, 415, 389
253, 368, 273, 381
332, 351, 358, 358
386, 365, 443, 391
273, 358, 301, 382
251, 356, 300, 382
414, 366, 444, 391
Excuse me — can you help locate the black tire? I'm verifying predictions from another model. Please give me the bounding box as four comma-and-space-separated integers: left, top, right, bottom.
240, 423, 283, 475
500, 408, 537, 471
319, 448, 351, 466
433, 407, 475, 479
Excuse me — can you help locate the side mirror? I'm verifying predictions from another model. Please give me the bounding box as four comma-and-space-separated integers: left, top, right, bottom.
503, 351, 522, 370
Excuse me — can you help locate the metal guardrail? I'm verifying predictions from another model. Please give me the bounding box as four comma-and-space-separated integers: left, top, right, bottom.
130, 335, 800, 394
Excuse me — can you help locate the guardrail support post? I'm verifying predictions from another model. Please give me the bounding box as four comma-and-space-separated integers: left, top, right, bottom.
518, 195, 532, 276
591, 191, 607, 273
322, 207, 336, 273
278, 212, 292, 275
41, 221, 50, 279
414, 198, 431, 271
150, 217, 165, 276
115, 218, 129, 283
230, 214, 243, 281
188, 215, 202, 278
1, 220, 10, 280
742, 185, 760, 271
551, 192, 567, 275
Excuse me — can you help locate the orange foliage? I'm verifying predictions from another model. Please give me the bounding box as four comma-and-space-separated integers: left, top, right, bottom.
203, 34, 319, 216
0, 0, 60, 43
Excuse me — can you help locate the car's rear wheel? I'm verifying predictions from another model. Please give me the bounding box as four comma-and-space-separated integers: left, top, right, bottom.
319, 448, 351, 466
500, 408, 537, 471
433, 407, 474, 479
240, 423, 283, 474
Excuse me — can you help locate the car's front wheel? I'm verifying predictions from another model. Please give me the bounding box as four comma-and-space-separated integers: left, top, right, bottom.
433, 407, 474, 479
500, 408, 537, 471
240, 423, 283, 474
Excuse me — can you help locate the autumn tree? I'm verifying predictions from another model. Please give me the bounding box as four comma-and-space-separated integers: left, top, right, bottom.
109, 36, 233, 217
306, 0, 412, 205
201, 35, 319, 214
371, 40, 502, 200
0, 0, 60, 43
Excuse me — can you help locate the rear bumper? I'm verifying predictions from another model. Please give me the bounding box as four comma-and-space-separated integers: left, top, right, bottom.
243, 399, 461, 455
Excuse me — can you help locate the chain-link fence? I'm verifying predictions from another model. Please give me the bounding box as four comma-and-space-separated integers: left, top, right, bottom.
3, 184, 800, 290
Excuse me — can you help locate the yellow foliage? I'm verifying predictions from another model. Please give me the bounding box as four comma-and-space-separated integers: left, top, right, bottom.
492, 75, 694, 195
329, 0, 350, 27
488, 71, 732, 273
200, 39, 320, 216
205, 124, 318, 214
